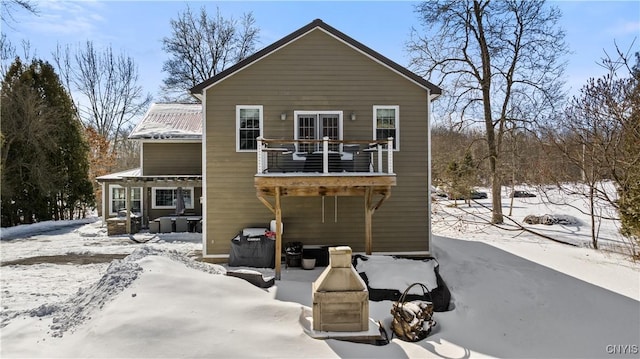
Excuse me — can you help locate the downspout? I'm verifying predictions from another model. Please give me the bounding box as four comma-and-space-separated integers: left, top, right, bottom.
201, 90, 208, 256
426, 90, 433, 254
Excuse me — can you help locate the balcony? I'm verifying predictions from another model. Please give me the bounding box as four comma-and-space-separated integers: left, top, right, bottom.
255, 137, 396, 197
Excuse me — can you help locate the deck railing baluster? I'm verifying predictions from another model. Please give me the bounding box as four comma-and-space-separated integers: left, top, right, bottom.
387, 137, 394, 174
255, 138, 395, 175
323, 137, 329, 174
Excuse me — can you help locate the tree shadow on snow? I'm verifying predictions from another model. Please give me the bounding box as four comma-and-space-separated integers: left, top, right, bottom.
417, 236, 640, 359
0, 221, 89, 241
273, 239, 638, 358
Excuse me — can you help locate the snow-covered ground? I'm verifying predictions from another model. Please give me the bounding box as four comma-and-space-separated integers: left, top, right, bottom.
1, 186, 639, 358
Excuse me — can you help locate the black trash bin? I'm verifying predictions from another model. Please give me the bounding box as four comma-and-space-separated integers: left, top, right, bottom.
284, 241, 303, 268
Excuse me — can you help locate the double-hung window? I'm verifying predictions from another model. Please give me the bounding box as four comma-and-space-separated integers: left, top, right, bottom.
152, 187, 194, 209
236, 105, 263, 151
373, 105, 399, 150
294, 111, 343, 153
110, 185, 142, 215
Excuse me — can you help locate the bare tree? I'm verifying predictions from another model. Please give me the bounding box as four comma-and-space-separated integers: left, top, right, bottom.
0, 34, 16, 78
161, 5, 259, 101
408, 0, 567, 223
546, 43, 639, 253
1, 34, 36, 79
1, 0, 37, 25
53, 41, 151, 148
112, 125, 140, 171
619, 52, 640, 252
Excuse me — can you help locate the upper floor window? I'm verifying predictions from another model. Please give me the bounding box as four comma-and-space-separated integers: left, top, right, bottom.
236, 105, 263, 152
152, 187, 194, 209
373, 105, 399, 150
110, 185, 142, 215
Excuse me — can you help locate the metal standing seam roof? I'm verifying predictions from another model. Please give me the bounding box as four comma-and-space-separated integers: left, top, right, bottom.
95, 168, 142, 181
129, 103, 202, 139
95, 168, 202, 183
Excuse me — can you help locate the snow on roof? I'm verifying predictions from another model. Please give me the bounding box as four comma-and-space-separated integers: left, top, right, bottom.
129, 103, 202, 140
95, 168, 141, 181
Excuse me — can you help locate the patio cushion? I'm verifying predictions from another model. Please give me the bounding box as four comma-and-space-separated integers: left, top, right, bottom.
242, 228, 268, 237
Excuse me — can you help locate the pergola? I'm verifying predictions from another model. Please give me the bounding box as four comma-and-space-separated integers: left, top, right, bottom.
97, 171, 202, 233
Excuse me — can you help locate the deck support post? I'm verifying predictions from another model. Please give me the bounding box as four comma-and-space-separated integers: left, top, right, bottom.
257, 189, 283, 280
363, 187, 391, 255
364, 187, 373, 255
275, 187, 282, 280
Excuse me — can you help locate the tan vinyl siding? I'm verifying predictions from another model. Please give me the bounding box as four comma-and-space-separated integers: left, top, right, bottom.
142, 142, 202, 176
205, 29, 430, 255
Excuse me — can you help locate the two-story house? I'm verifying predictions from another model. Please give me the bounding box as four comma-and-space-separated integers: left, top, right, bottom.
190, 19, 441, 277
96, 103, 203, 231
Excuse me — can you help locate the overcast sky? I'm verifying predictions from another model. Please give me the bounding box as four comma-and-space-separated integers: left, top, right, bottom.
3, 1, 639, 101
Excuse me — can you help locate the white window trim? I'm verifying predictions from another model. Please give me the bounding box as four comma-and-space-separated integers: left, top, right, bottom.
236, 105, 263, 152
151, 187, 195, 210
293, 110, 344, 141
373, 105, 400, 151
109, 185, 143, 215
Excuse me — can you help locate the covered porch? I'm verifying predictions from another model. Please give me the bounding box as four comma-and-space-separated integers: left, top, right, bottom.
96, 169, 202, 235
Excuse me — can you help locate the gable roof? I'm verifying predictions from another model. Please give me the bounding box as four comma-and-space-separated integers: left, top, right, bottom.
190, 19, 442, 97
129, 103, 202, 140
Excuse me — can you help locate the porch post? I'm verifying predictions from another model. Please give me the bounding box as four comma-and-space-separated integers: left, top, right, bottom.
275, 186, 282, 280
101, 182, 107, 225
143, 183, 149, 227
125, 184, 131, 234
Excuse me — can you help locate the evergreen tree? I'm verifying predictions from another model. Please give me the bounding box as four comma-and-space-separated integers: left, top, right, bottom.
1, 57, 94, 226
446, 151, 477, 207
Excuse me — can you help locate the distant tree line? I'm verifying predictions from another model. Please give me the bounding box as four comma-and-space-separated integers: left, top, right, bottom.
431, 126, 577, 193
430, 48, 639, 253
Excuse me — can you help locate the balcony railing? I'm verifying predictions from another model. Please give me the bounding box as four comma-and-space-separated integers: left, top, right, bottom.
256, 137, 394, 175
